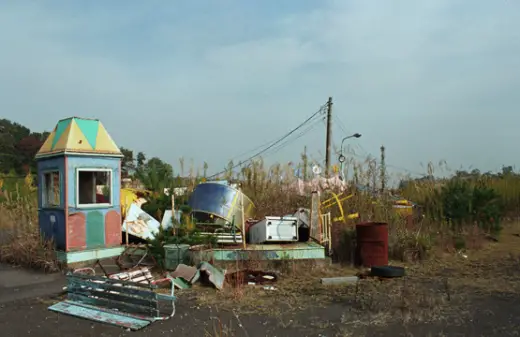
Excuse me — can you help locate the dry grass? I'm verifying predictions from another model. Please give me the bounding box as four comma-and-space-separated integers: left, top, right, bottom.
0, 187, 59, 272
192, 222, 520, 337
410, 221, 520, 295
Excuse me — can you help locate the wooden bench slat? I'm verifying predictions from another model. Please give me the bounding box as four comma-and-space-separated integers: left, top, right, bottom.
49, 301, 152, 331
68, 286, 157, 309
68, 293, 159, 318
68, 273, 157, 289
68, 279, 158, 300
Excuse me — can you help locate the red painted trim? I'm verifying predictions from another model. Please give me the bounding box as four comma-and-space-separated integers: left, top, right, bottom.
64, 156, 69, 251
118, 159, 122, 244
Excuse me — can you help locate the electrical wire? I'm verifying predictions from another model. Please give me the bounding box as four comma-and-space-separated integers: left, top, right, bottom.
206, 103, 327, 179
334, 115, 369, 157
260, 116, 325, 159
339, 148, 428, 177
227, 136, 282, 163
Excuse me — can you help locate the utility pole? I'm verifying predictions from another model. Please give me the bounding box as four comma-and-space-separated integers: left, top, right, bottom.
325, 97, 333, 177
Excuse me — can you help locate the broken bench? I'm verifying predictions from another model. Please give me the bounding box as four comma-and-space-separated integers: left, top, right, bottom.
49, 272, 176, 331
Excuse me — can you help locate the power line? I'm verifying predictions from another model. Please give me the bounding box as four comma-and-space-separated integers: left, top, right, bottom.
329, 114, 426, 177
207, 103, 327, 179
339, 148, 428, 177
261, 117, 324, 159
227, 136, 281, 163
333, 115, 369, 156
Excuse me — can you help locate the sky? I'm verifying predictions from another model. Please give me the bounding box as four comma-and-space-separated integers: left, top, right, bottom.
1, 0, 519, 178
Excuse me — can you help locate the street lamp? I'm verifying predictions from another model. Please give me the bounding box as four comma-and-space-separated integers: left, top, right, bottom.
338, 133, 362, 179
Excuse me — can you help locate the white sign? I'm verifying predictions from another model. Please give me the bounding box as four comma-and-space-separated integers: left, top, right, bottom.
122, 203, 161, 240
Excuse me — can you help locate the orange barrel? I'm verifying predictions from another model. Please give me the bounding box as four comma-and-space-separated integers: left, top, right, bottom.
355, 222, 389, 267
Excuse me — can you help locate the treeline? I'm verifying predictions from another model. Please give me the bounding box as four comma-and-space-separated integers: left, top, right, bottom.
0, 119, 50, 174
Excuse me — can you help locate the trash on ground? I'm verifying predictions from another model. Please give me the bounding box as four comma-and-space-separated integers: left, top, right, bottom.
171, 277, 191, 289
226, 270, 278, 286
170, 264, 198, 282
369, 265, 406, 278
109, 267, 154, 284
190, 262, 226, 290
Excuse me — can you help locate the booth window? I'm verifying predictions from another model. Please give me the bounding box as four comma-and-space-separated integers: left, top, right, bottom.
77, 169, 112, 207
42, 171, 60, 207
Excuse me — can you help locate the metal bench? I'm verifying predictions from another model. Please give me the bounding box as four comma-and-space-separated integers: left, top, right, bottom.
49, 272, 176, 331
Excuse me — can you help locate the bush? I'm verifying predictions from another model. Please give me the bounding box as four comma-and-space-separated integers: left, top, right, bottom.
472, 182, 502, 234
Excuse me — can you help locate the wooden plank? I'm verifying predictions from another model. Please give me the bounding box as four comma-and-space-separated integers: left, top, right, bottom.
68, 279, 158, 300
320, 276, 359, 285
68, 286, 156, 309
68, 273, 157, 289
68, 293, 159, 318
49, 301, 151, 331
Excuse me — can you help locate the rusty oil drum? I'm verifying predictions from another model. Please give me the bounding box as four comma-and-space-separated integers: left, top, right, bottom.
355, 222, 389, 267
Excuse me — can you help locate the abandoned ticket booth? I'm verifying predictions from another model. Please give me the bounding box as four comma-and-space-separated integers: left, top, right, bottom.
35, 117, 124, 264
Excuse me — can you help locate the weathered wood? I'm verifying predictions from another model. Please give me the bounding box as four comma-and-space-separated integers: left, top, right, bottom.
320, 276, 359, 285
68, 293, 159, 317
68, 272, 157, 289
49, 301, 152, 331
68, 285, 157, 309
68, 279, 158, 300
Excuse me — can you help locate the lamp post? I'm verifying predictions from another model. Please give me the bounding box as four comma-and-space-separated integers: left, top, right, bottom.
338, 133, 362, 179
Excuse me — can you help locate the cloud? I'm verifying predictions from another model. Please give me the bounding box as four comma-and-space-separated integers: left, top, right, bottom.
0, 1, 519, 175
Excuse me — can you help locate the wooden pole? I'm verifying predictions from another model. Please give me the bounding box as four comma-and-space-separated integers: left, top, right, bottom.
171, 192, 177, 236
240, 190, 246, 249
325, 97, 333, 177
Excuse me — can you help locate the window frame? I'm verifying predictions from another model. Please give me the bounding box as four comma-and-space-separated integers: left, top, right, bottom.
41, 170, 61, 208
76, 168, 113, 209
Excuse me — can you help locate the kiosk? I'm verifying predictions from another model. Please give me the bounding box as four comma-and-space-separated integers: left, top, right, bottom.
35, 117, 124, 264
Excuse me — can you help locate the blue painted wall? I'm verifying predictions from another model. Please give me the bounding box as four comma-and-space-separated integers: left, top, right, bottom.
66, 155, 121, 249
37, 156, 66, 250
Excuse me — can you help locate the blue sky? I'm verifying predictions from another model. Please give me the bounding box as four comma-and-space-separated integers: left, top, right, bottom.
1, 1, 519, 178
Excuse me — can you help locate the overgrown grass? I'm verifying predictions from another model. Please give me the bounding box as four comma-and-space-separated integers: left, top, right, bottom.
1, 152, 520, 272
0, 186, 59, 272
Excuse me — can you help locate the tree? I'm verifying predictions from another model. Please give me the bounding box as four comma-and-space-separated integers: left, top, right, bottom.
136, 152, 146, 170
16, 135, 44, 173
120, 147, 135, 178
0, 119, 32, 174
135, 157, 174, 192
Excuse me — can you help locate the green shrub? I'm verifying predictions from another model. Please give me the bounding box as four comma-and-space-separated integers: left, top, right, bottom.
472, 182, 502, 234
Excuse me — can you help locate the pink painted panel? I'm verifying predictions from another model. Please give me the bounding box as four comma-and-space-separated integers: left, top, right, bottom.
68, 212, 86, 251
105, 210, 121, 246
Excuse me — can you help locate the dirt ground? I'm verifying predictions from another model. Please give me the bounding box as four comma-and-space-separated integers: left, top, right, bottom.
3, 224, 520, 336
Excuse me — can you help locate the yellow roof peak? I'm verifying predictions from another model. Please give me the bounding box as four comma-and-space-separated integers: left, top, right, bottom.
36, 117, 122, 158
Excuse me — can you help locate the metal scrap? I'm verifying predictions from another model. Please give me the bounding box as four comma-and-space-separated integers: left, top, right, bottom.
170, 264, 197, 282
190, 262, 226, 290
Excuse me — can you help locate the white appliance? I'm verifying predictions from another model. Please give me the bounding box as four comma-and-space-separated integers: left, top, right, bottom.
248, 216, 298, 244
